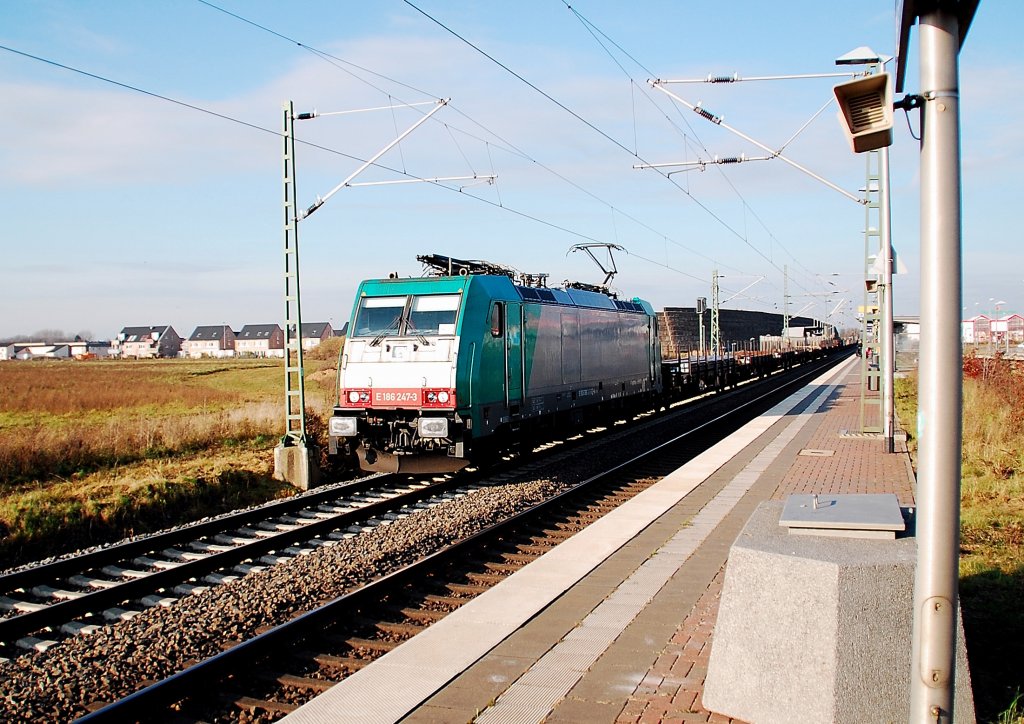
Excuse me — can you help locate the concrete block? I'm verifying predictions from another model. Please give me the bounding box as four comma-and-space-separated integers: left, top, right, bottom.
703, 501, 974, 724
273, 443, 319, 491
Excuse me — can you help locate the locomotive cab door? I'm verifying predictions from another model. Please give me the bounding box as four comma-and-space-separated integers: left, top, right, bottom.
505, 301, 523, 415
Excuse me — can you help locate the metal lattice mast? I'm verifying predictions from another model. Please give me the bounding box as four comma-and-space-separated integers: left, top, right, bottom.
782, 264, 790, 346
282, 101, 307, 445
711, 269, 722, 358
860, 149, 882, 433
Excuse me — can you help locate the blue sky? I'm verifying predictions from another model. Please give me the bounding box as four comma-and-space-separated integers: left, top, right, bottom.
1, 1, 1019, 340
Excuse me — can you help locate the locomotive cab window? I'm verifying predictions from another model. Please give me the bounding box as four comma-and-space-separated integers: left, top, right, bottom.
490, 302, 505, 338
408, 294, 460, 335
353, 296, 406, 337
353, 293, 460, 338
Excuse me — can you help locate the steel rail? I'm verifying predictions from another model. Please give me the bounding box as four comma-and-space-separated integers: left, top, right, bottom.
0, 474, 469, 646
0, 476, 387, 592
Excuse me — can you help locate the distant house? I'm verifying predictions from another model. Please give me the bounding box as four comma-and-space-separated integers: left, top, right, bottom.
112, 326, 183, 358
13, 343, 71, 360
962, 315, 989, 344
235, 324, 285, 358
1001, 314, 1024, 344
84, 340, 113, 358
300, 322, 333, 350
183, 325, 237, 358
1, 338, 109, 360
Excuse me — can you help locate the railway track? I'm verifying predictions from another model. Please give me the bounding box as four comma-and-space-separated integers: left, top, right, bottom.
59, 351, 846, 723
1, 350, 837, 661
0, 474, 461, 654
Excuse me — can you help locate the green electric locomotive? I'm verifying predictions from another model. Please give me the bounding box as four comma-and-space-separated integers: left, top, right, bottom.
328, 255, 662, 473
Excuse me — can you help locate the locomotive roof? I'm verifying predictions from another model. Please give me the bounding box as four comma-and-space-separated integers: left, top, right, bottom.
359, 273, 653, 315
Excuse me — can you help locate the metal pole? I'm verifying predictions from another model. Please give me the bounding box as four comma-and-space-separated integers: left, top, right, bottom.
910, 7, 963, 722
711, 270, 721, 358
281, 100, 307, 446
783, 265, 790, 348
880, 144, 896, 453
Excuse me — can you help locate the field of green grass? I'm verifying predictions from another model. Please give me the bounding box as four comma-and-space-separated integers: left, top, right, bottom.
0, 340, 344, 566
895, 354, 1024, 723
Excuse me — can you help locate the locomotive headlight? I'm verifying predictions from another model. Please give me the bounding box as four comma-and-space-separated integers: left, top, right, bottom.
418, 417, 448, 438
426, 391, 437, 403
347, 390, 361, 404
436, 390, 450, 404
329, 416, 358, 437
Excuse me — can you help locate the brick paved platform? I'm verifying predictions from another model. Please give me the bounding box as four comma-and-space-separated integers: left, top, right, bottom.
285, 355, 921, 724
615, 358, 914, 724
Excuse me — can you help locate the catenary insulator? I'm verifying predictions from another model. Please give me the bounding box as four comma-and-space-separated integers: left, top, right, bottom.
693, 105, 723, 125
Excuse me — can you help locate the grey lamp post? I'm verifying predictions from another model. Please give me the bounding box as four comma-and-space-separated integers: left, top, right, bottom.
897, 2, 979, 720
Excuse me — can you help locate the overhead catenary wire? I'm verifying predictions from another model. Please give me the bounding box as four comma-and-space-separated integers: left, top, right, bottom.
194, 0, 729, 273
10, 4, 825, 309
648, 81, 865, 205
197, 0, 831, 306
402, 0, 789, 286
557, 1, 834, 299
558, 2, 858, 303
0, 44, 627, 253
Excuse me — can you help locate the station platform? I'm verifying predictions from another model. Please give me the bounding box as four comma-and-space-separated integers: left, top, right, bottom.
284, 355, 916, 724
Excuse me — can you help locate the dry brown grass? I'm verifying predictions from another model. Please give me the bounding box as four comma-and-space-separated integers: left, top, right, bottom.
0, 356, 344, 565
0, 401, 281, 486
895, 356, 1024, 721
0, 360, 286, 483
0, 360, 238, 414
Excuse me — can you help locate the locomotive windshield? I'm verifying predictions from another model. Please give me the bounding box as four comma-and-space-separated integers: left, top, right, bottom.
408, 294, 460, 334
352, 294, 460, 337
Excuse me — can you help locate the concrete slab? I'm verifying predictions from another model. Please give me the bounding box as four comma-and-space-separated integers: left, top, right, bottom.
780, 492, 906, 536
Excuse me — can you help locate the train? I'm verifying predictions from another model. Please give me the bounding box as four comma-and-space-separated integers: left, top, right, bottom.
327, 254, 837, 473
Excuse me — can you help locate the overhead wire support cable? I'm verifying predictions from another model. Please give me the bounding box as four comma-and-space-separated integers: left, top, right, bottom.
557, 1, 821, 283
634, 155, 774, 173
401, 0, 636, 159
777, 97, 835, 153
657, 71, 867, 84
345, 175, 495, 189
299, 101, 440, 119
649, 80, 866, 205
301, 98, 450, 219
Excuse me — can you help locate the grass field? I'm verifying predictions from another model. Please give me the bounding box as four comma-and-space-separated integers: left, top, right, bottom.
0, 340, 344, 565
895, 355, 1024, 723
